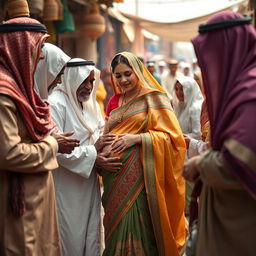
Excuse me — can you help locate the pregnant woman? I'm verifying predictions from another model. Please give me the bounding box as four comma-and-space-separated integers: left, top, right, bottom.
101, 52, 187, 256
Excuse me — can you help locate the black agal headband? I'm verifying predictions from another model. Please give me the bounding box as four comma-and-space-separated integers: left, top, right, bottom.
0, 23, 47, 33
67, 61, 95, 67
199, 16, 252, 34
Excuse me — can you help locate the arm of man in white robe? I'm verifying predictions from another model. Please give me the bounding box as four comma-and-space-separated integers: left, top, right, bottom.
49, 97, 97, 179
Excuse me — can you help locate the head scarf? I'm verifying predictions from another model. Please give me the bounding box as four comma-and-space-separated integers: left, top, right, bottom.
55, 58, 101, 143
172, 76, 203, 132
34, 42, 70, 99
111, 51, 166, 95
0, 17, 55, 141
192, 11, 256, 198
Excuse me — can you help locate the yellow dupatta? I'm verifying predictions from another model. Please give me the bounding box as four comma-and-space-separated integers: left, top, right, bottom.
110, 52, 187, 255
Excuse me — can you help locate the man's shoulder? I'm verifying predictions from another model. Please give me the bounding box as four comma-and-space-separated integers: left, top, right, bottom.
48, 90, 68, 106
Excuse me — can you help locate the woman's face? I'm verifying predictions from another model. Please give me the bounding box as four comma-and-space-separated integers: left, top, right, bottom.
113, 62, 139, 93
174, 81, 184, 102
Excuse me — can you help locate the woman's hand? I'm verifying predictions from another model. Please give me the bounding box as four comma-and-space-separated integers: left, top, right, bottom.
111, 134, 141, 154
183, 155, 201, 182
94, 133, 116, 152
95, 151, 122, 172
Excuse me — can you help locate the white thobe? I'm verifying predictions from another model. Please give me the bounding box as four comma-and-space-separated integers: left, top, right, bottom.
178, 106, 202, 140
48, 90, 104, 256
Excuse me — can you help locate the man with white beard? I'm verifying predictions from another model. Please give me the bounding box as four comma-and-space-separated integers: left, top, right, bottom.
47, 58, 122, 256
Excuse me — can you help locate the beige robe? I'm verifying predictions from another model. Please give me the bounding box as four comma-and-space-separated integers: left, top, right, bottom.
197, 150, 256, 256
0, 95, 61, 256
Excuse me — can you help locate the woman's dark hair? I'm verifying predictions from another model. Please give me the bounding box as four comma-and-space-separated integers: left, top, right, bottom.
111, 54, 132, 73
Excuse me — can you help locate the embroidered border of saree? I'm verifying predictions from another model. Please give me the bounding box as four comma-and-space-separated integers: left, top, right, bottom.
103, 145, 144, 242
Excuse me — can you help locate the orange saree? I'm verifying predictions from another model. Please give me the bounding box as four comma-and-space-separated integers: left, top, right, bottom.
102, 90, 187, 256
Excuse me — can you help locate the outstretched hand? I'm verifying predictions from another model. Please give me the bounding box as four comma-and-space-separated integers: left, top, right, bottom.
51, 131, 80, 154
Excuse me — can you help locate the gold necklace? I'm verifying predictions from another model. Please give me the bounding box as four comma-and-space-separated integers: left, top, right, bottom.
117, 87, 142, 123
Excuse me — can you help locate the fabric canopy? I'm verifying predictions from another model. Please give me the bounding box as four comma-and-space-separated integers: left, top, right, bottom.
109, 0, 247, 42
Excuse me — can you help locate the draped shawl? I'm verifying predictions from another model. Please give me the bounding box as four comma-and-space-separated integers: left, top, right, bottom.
0, 17, 54, 141
34, 42, 70, 100
172, 76, 203, 139
191, 11, 256, 198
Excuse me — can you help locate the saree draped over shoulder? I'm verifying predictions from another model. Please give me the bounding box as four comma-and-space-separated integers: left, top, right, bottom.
102, 90, 186, 256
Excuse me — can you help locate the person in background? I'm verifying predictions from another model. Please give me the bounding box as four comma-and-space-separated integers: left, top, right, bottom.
161, 58, 183, 101
48, 58, 121, 256
184, 11, 256, 256
158, 60, 167, 76
173, 76, 203, 141
182, 71, 210, 231
186, 71, 210, 157
0, 15, 77, 256
182, 62, 192, 77
34, 42, 70, 100
172, 76, 203, 217
34, 41, 80, 158
146, 60, 161, 84
101, 52, 187, 256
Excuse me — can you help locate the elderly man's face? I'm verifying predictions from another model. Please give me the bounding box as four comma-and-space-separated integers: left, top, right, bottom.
77, 70, 95, 103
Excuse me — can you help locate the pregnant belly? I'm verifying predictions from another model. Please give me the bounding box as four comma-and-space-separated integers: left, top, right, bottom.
101, 137, 122, 158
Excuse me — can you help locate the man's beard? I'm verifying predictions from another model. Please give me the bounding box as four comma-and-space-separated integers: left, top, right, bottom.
77, 88, 91, 103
